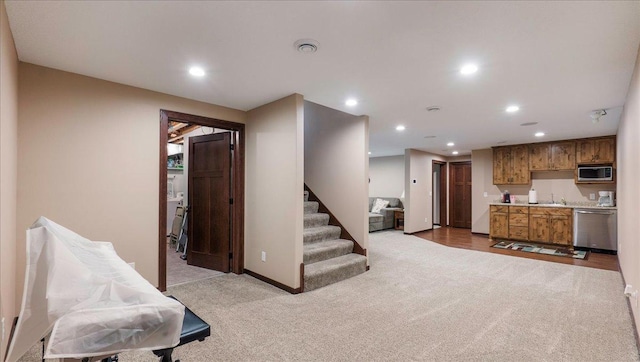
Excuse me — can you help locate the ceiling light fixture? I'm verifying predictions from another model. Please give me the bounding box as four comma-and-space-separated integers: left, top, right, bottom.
396, 125, 406, 131
535, 132, 545, 137
452, 151, 459, 155
590, 109, 607, 123
368, 152, 371, 155
506, 105, 520, 113
294, 39, 319, 53
460, 64, 478, 75
447, 142, 454, 147
189, 66, 205, 77
345, 99, 358, 107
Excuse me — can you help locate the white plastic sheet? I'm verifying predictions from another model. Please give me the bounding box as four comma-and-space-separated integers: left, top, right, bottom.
6, 217, 184, 361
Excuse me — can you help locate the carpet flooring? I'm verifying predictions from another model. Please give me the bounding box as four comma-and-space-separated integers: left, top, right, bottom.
18, 230, 638, 361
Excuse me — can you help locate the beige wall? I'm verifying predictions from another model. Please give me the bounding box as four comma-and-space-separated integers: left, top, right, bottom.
404, 149, 446, 233
471, 149, 618, 234
0, 0, 18, 358
17, 63, 246, 302
245, 94, 304, 289
618, 46, 640, 331
369, 155, 404, 198
304, 101, 369, 254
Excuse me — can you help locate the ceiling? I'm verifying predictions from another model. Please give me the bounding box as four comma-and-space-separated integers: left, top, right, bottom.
5, 1, 640, 157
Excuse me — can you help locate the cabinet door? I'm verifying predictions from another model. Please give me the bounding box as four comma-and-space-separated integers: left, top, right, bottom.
493, 148, 510, 185
594, 137, 615, 164
490, 206, 509, 239
510, 145, 530, 184
576, 139, 595, 164
550, 141, 575, 170
549, 215, 572, 245
528, 213, 549, 242
529, 143, 550, 171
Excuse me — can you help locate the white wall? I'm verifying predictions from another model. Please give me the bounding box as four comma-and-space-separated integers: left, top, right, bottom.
471, 148, 618, 234
16, 63, 246, 300
0, 1, 18, 358
245, 94, 304, 289
404, 149, 446, 233
369, 155, 404, 198
617, 45, 640, 333
304, 101, 369, 254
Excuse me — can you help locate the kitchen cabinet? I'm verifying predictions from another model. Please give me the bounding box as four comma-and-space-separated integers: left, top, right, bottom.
576, 137, 615, 165
490, 205, 509, 239
529, 141, 575, 171
528, 207, 573, 245
493, 145, 530, 185
508, 206, 529, 240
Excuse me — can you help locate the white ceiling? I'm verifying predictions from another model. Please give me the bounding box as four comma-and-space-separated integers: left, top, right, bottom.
5, 1, 640, 157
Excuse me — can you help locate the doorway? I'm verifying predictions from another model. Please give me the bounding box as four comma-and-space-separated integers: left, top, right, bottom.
449, 161, 472, 229
432, 161, 447, 227
159, 110, 245, 291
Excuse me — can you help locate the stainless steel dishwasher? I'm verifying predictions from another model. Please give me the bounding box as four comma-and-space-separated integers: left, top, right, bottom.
573, 208, 617, 254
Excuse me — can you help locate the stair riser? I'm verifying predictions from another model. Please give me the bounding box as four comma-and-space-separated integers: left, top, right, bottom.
304, 214, 330, 228
303, 228, 341, 244
304, 244, 353, 264
304, 259, 367, 292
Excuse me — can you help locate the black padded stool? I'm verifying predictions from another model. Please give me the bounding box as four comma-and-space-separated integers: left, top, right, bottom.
153, 296, 211, 362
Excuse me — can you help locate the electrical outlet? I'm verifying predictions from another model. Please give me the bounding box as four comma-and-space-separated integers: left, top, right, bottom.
483, 192, 488, 197
261, 251, 266, 262
424, 218, 428, 223
589, 193, 596, 200
1, 317, 5, 342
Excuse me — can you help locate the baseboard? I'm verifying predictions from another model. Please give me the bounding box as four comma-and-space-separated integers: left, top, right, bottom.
404, 228, 431, 235
471, 232, 490, 237
244, 269, 302, 294
619, 267, 640, 354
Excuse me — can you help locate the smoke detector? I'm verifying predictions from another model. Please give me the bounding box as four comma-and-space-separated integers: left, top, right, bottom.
294, 39, 319, 53
590, 109, 607, 123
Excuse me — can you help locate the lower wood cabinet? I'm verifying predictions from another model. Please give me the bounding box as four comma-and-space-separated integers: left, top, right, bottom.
489, 205, 573, 246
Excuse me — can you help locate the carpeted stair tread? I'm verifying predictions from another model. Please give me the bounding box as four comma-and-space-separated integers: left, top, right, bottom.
303, 225, 341, 244
304, 253, 367, 291
304, 201, 319, 214
304, 191, 309, 202
304, 239, 354, 264
304, 213, 330, 228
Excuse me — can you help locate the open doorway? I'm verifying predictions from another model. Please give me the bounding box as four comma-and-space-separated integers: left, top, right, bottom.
159, 110, 245, 291
432, 161, 447, 228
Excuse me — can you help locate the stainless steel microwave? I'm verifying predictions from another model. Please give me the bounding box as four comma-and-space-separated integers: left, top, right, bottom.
577, 166, 613, 182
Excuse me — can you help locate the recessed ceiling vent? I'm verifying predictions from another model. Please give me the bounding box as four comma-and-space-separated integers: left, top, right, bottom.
520, 122, 538, 126
426, 106, 441, 112
294, 39, 319, 53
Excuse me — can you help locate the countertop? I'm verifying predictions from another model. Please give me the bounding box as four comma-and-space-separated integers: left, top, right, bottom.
489, 202, 617, 210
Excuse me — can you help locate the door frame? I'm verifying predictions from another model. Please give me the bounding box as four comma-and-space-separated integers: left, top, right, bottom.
448, 161, 472, 229
432, 160, 447, 226
159, 110, 245, 291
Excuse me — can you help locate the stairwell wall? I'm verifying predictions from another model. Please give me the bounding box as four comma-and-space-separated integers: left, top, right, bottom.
404, 149, 446, 233
245, 94, 304, 289
303, 101, 369, 259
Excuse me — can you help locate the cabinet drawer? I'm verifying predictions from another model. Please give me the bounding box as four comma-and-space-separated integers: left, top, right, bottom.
547, 208, 572, 216
509, 206, 529, 215
529, 207, 572, 216
491, 205, 508, 213
509, 226, 529, 240
509, 213, 529, 227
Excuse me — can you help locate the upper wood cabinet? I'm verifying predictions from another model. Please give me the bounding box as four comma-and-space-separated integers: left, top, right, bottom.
576, 136, 615, 165
529, 141, 576, 171
493, 145, 530, 185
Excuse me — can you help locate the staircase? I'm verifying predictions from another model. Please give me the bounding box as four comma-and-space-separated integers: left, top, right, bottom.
303, 191, 367, 291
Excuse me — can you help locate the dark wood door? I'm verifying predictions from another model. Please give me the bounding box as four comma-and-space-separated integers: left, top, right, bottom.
188, 132, 231, 272
450, 162, 472, 228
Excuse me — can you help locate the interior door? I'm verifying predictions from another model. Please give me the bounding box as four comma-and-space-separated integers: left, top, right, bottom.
450, 162, 472, 228
187, 132, 232, 272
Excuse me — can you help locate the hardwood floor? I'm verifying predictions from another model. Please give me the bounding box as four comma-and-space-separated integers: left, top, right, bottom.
413, 226, 619, 272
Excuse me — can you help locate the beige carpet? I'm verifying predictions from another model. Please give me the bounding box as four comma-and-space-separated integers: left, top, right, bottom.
19, 230, 638, 361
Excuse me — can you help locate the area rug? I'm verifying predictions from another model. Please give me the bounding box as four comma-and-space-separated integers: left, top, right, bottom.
491, 241, 589, 260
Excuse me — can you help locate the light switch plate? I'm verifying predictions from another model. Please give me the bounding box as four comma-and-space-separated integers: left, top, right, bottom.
590, 193, 596, 200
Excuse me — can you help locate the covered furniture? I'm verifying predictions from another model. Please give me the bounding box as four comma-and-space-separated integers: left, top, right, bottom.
369, 197, 404, 232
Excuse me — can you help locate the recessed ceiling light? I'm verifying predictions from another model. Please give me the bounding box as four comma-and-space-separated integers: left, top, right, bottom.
452, 151, 459, 155
396, 125, 406, 131
535, 132, 545, 137
189, 66, 205, 77
345, 99, 358, 107
294, 39, 319, 53
520, 122, 538, 126
506, 105, 520, 113
368, 152, 371, 155
460, 64, 478, 75
447, 142, 455, 147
